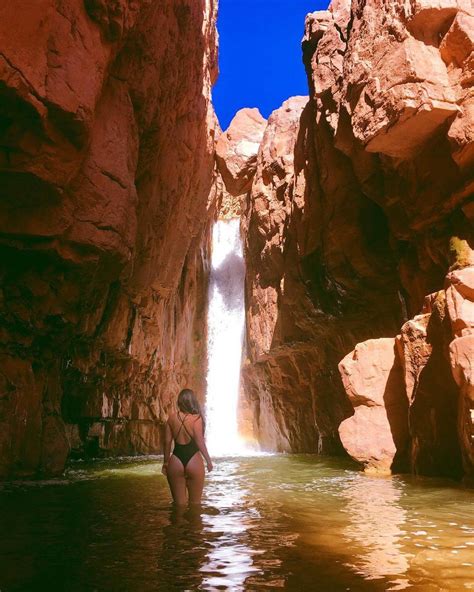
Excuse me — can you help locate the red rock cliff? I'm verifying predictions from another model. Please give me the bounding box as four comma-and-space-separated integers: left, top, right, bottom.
241, 0, 473, 481
0, 0, 218, 477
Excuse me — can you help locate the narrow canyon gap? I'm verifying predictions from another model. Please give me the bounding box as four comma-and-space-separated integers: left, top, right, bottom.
0, 0, 473, 484
0, 1, 474, 591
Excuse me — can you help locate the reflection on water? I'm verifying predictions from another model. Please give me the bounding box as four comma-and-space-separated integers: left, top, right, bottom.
160, 505, 209, 591
200, 461, 260, 590
0, 455, 473, 591
341, 476, 410, 587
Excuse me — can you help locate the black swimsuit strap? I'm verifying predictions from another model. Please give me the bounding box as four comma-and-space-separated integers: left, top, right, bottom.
176, 412, 200, 441
175, 412, 193, 442
175, 413, 184, 438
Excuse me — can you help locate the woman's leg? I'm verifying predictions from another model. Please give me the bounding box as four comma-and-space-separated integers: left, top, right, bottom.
185, 453, 205, 504
167, 455, 187, 505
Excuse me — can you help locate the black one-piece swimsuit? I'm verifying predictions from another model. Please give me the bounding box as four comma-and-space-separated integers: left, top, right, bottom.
172, 414, 200, 468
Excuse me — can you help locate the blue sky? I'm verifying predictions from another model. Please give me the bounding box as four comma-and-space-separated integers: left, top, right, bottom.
213, 0, 329, 129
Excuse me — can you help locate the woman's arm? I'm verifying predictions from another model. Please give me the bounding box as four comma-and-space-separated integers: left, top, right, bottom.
162, 421, 173, 475
193, 417, 213, 472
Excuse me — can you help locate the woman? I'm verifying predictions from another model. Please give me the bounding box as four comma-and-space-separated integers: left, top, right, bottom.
162, 388, 213, 505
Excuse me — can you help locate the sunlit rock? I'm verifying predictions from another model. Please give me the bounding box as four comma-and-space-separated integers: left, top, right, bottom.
338, 339, 409, 474
216, 108, 267, 197
407, 0, 470, 45
450, 335, 474, 402
450, 335, 474, 481
447, 254, 474, 481
446, 267, 474, 337
241, 96, 354, 453
240, 0, 473, 485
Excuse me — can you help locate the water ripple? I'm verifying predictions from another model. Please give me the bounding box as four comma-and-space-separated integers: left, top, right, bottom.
0, 455, 473, 591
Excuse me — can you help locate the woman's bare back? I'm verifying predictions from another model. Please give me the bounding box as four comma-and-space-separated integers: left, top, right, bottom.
168, 412, 200, 444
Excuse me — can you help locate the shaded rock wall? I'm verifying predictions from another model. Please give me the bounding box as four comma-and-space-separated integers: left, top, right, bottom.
339, 257, 474, 481
0, 0, 218, 477
241, 90, 402, 453
240, 0, 473, 480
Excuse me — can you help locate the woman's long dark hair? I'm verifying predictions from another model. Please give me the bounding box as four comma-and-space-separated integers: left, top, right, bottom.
177, 389, 205, 432
177, 388, 202, 416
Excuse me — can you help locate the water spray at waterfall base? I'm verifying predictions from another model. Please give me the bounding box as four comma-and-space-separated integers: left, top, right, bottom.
205, 219, 248, 456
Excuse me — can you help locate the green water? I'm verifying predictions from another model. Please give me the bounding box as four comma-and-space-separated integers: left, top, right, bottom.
1, 455, 473, 591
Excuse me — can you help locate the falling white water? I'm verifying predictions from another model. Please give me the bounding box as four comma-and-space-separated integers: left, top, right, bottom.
205, 218, 246, 456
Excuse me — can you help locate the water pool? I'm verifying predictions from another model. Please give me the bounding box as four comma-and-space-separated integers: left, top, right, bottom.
1, 455, 473, 591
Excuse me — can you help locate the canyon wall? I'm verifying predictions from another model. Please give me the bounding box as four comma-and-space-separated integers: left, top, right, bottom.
0, 0, 218, 477
1, 0, 472, 482
238, 0, 473, 480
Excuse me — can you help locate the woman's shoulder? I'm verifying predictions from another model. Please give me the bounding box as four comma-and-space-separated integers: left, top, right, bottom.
191, 414, 203, 428
168, 410, 201, 424
167, 412, 178, 423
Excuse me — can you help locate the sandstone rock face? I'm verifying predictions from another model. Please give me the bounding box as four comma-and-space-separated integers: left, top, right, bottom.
447, 265, 474, 481
335, 268, 470, 478
241, 95, 381, 453
399, 292, 463, 478
338, 339, 409, 473
0, 0, 218, 477
216, 108, 266, 197
241, 0, 473, 481
215, 108, 267, 220
446, 268, 474, 336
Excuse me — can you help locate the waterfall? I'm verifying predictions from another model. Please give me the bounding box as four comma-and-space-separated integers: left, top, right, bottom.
205, 218, 246, 456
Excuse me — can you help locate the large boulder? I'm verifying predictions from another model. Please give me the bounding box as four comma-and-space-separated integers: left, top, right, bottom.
338, 338, 409, 473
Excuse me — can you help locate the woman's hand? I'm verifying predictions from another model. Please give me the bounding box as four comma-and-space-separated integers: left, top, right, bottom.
206, 460, 213, 473
161, 463, 168, 476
